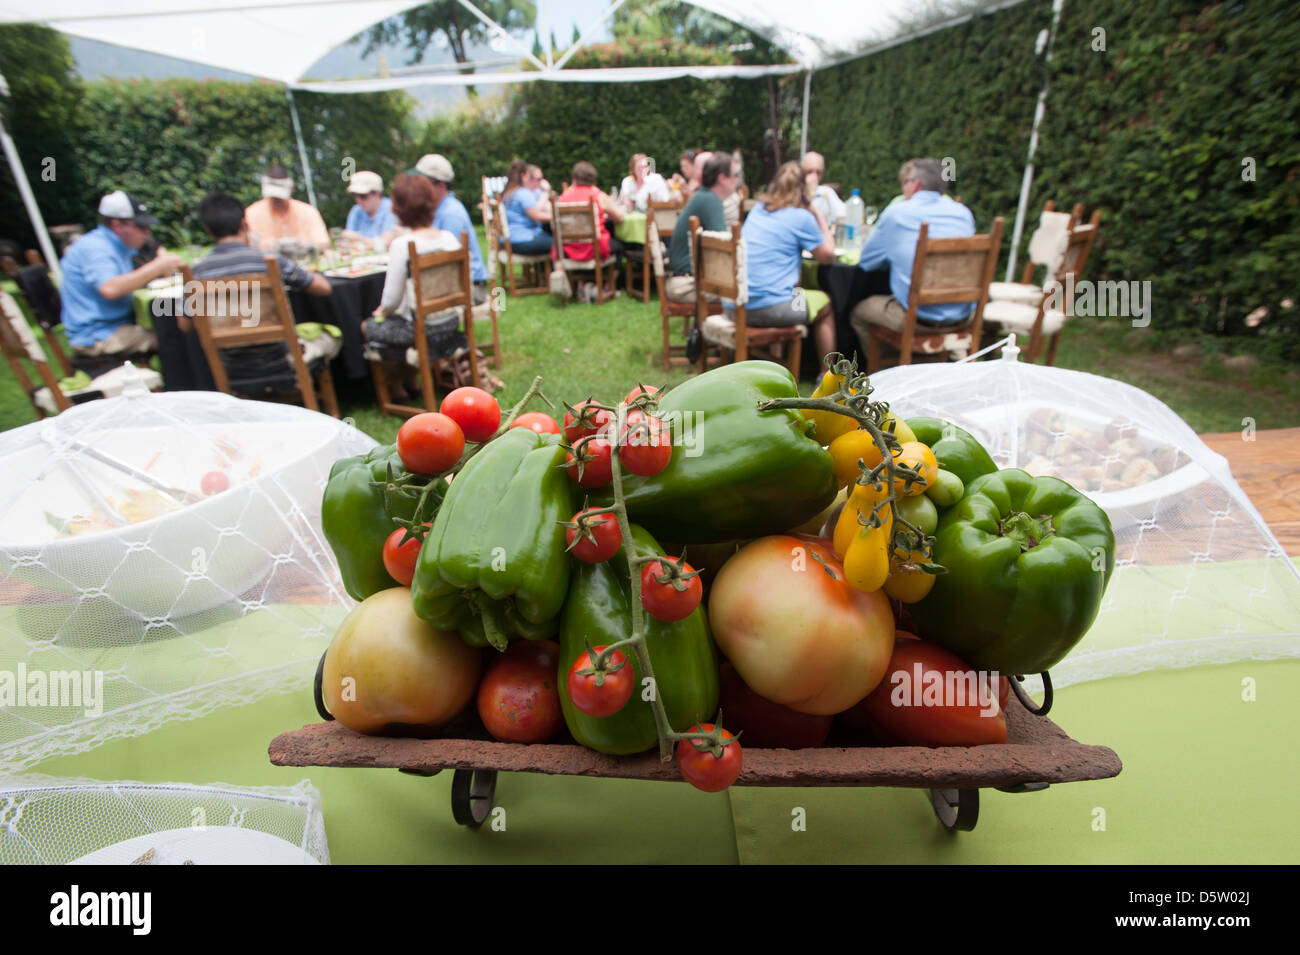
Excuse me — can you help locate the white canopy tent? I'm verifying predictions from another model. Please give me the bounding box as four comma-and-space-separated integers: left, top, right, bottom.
1, 0, 1052, 278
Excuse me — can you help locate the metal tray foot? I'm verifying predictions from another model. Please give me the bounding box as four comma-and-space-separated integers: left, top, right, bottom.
929, 788, 979, 832
452, 769, 498, 828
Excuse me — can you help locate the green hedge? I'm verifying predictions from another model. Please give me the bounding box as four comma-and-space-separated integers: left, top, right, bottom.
0, 36, 417, 250
421, 40, 773, 198
806, 0, 1300, 356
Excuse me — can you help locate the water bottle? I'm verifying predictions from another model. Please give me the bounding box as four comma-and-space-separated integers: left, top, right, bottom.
845, 189, 865, 248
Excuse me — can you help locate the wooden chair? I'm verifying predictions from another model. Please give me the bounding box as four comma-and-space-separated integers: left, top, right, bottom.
625, 198, 681, 304
368, 234, 480, 418
863, 216, 1005, 373
181, 259, 339, 417
2, 257, 76, 379
983, 209, 1102, 364
550, 195, 618, 305
487, 194, 551, 297
693, 217, 803, 378
649, 220, 694, 371
987, 200, 1074, 306
1, 288, 71, 418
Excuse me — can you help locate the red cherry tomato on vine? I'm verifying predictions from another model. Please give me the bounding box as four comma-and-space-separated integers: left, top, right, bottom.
565, 437, 613, 488
619, 413, 672, 477
566, 646, 634, 718
397, 412, 465, 475
382, 525, 427, 587
564, 401, 613, 444
439, 387, 500, 443
676, 723, 743, 792
625, 384, 661, 407
510, 411, 561, 435
640, 559, 702, 622
565, 510, 622, 564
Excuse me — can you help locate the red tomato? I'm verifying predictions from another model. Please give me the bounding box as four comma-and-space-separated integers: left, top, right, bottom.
439, 387, 500, 443
381, 526, 426, 587
563, 401, 613, 443
200, 470, 229, 495
566, 646, 634, 717
845, 637, 1007, 746
708, 535, 895, 715
676, 723, 742, 792
619, 412, 672, 477
397, 412, 465, 475
640, 558, 702, 622
625, 384, 661, 407
565, 437, 613, 488
716, 662, 832, 749
476, 640, 564, 743
510, 411, 562, 435
565, 510, 622, 563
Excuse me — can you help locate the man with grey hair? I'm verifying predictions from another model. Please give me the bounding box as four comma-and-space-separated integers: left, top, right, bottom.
802, 151, 846, 226
850, 156, 975, 345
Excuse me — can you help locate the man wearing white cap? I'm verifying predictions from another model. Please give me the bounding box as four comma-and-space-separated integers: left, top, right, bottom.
415, 153, 488, 304
340, 170, 396, 248
245, 162, 330, 252
58, 190, 185, 358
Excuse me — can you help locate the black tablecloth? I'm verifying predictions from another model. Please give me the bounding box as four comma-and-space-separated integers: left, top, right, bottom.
155, 271, 386, 391
797, 264, 892, 381
289, 271, 386, 380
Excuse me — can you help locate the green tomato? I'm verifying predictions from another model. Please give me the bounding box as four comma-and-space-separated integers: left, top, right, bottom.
925, 468, 965, 508
896, 493, 938, 536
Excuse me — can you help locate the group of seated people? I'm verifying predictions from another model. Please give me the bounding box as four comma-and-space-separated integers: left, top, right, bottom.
655, 150, 975, 367
51, 144, 974, 391
55, 154, 489, 371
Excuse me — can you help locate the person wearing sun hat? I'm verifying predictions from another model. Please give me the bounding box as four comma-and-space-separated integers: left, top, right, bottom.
340, 170, 397, 248
58, 189, 185, 358
412, 153, 488, 304
244, 162, 330, 252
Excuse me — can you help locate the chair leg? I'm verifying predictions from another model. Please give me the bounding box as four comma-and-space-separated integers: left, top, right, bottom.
867, 332, 881, 374
1045, 331, 1062, 366
662, 310, 671, 373
787, 334, 803, 380
318, 361, 340, 418
369, 360, 391, 415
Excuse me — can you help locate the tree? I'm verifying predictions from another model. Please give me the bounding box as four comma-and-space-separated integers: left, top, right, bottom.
0, 25, 88, 247
353, 0, 537, 95
610, 0, 782, 60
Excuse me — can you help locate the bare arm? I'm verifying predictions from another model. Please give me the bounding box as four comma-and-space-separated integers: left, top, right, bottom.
98, 252, 185, 300
809, 207, 836, 265
306, 272, 331, 296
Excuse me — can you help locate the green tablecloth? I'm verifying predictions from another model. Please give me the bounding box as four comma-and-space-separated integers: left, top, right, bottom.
27, 654, 1297, 863
614, 213, 647, 246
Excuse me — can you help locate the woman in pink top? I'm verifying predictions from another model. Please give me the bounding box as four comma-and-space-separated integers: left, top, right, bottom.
556, 161, 626, 263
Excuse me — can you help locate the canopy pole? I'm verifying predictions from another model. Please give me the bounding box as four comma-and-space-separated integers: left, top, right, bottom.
1006, 0, 1065, 281
799, 70, 812, 158
0, 73, 61, 280
285, 88, 317, 209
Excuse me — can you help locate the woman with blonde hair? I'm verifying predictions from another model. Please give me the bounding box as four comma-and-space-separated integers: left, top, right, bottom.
737, 160, 838, 364
618, 153, 669, 212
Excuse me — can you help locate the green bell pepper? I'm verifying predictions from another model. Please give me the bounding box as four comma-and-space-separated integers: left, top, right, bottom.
558, 524, 720, 755
411, 427, 576, 649
910, 468, 1115, 675
906, 417, 999, 488
322, 443, 429, 602
612, 361, 837, 543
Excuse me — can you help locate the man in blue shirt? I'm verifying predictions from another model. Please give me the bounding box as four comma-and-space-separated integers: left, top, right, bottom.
851, 157, 976, 348
417, 153, 489, 305
59, 190, 185, 357
341, 171, 397, 248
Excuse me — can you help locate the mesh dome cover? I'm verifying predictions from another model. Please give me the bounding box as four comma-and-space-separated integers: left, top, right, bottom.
0, 384, 374, 772
872, 350, 1300, 687
0, 773, 328, 864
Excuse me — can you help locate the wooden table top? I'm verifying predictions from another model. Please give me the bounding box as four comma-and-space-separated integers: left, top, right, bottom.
1200, 427, 1300, 555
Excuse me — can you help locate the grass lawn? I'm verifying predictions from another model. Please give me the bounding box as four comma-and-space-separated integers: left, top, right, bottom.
4, 277, 1299, 441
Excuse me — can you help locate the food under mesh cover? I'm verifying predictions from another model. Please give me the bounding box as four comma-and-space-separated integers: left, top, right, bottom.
871, 348, 1300, 687
0, 376, 374, 772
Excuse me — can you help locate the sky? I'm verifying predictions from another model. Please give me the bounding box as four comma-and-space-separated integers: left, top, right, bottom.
68, 0, 623, 117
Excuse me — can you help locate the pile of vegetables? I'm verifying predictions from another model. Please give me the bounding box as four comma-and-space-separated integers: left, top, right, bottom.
318, 356, 1115, 793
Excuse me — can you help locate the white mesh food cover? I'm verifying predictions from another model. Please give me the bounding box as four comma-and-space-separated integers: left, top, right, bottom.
0, 774, 328, 864
0, 376, 374, 771
872, 347, 1300, 687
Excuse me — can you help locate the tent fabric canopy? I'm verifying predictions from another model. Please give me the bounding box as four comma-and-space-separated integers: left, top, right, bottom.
0, 0, 916, 85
